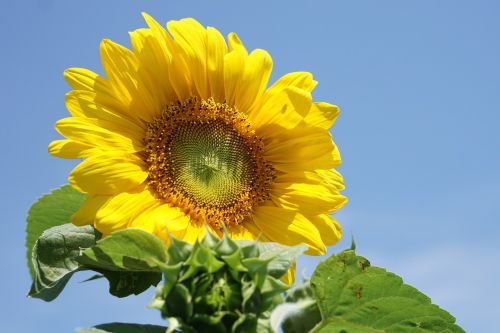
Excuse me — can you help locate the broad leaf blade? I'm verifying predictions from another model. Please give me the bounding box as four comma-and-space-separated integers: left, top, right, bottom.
257, 243, 306, 278
235, 240, 306, 278
29, 223, 97, 301
76, 323, 167, 333
98, 270, 162, 298
77, 229, 168, 272
26, 185, 87, 277
310, 250, 465, 333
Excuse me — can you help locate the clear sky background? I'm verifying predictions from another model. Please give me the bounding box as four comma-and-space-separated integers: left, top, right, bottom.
1, 1, 499, 332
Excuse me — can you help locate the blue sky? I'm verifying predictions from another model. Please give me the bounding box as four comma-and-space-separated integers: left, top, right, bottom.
1, 1, 499, 332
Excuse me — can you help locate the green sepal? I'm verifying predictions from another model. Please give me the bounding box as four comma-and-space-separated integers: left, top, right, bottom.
215, 233, 240, 256
221, 248, 248, 279
201, 225, 220, 248
148, 285, 166, 312
167, 235, 193, 264
237, 241, 260, 259
242, 257, 271, 289
260, 276, 288, 312
152, 233, 301, 333
166, 284, 193, 319
160, 263, 183, 296
181, 243, 225, 281
232, 313, 257, 333
241, 278, 260, 314
191, 313, 227, 333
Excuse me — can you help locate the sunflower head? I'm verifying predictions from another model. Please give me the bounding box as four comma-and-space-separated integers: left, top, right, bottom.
49, 13, 346, 261
144, 97, 274, 230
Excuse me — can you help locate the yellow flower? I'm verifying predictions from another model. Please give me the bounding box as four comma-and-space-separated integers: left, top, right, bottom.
49, 13, 346, 258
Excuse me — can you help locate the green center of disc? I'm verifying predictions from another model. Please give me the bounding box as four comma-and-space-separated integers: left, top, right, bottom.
166, 121, 255, 207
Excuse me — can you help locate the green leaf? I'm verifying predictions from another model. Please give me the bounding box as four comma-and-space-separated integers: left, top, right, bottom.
75, 323, 167, 333
310, 249, 465, 333
257, 243, 306, 278
235, 241, 306, 278
29, 223, 97, 301
98, 270, 162, 298
77, 229, 168, 272
75, 229, 167, 297
26, 185, 87, 278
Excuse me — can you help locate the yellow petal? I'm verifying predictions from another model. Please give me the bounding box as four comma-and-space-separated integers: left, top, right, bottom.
142, 13, 195, 100
275, 169, 345, 192
167, 18, 209, 98
271, 182, 347, 215
55, 117, 143, 152
234, 49, 273, 113
316, 169, 345, 191
267, 72, 317, 93
249, 86, 311, 136
252, 205, 326, 255
129, 28, 177, 106
303, 102, 340, 129
66, 90, 145, 133
64, 68, 107, 92
63, 71, 135, 121
228, 31, 247, 53
308, 214, 342, 246
206, 27, 227, 102
263, 126, 339, 172
48, 139, 98, 159
224, 33, 248, 106
142, 12, 172, 47
100, 39, 159, 122
72, 195, 110, 227
249, 72, 316, 131
228, 222, 260, 241
182, 221, 206, 244
69, 151, 148, 195
100, 39, 137, 101
130, 204, 190, 243
94, 188, 157, 235
250, 72, 316, 130
280, 262, 296, 285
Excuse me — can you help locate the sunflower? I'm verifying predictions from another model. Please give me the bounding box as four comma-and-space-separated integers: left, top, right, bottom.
49, 13, 346, 263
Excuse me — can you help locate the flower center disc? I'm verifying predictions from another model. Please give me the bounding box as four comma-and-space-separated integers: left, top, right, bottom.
145, 98, 274, 229
168, 121, 255, 207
